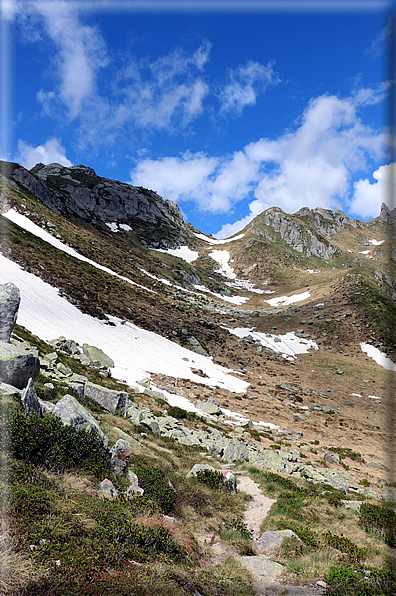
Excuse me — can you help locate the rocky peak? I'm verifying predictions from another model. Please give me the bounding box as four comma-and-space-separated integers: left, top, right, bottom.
378, 202, 396, 223
7, 161, 189, 249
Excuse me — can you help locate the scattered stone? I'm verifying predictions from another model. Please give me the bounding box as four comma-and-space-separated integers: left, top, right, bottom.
324, 452, 340, 465
110, 439, 132, 475
126, 470, 144, 496
195, 400, 222, 415
366, 461, 387, 470
20, 378, 41, 416
98, 479, 118, 499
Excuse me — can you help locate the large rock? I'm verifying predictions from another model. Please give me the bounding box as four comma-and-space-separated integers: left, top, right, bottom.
223, 440, 249, 463
256, 530, 301, 553
0, 283, 20, 342
110, 439, 132, 475
195, 400, 222, 415
84, 381, 128, 413
126, 470, 144, 496
98, 479, 118, 499
20, 378, 41, 416
0, 342, 40, 389
82, 344, 114, 369
53, 394, 108, 446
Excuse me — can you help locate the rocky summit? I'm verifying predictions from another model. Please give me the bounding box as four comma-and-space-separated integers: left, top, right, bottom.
0, 160, 395, 596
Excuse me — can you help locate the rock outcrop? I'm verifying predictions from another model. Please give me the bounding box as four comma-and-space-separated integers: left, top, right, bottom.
0, 283, 20, 342
7, 161, 189, 249
250, 207, 342, 260
53, 394, 108, 446
0, 283, 40, 389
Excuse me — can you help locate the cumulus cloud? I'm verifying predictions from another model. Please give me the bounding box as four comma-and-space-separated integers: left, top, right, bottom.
219, 60, 279, 115
34, 1, 108, 119
15, 138, 73, 170
130, 92, 385, 237
350, 163, 396, 219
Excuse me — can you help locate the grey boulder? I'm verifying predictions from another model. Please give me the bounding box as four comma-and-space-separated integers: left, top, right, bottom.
82, 344, 114, 369
98, 479, 118, 499
53, 394, 108, 446
0, 282, 20, 342
195, 400, 222, 415
126, 470, 144, 496
110, 439, 132, 475
0, 342, 40, 389
20, 378, 41, 416
256, 530, 301, 553
84, 381, 128, 413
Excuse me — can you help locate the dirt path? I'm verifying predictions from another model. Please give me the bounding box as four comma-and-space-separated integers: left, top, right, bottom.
237, 474, 276, 539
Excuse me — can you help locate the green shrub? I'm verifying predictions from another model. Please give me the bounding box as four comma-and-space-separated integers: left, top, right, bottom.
194, 469, 235, 493
8, 406, 111, 479
359, 502, 396, 547
132, 463, 175, 514
323, 531, 366, 565
325, 566, 396, 596
167, 406, 197, 421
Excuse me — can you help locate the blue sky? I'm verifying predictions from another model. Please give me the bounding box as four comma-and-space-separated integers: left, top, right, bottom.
1, 0, 394, 236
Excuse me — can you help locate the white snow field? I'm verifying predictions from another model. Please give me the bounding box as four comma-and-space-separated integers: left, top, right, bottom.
0, 255, 250, 401
3, 209, 154, 293
209, 250, 269, 294
154, 246, 199, 264
226, 327, 318, 359
265, 291, 311, 307
360, 342, 396, 371
369, 239, 385, 246
194, 232, 245, 244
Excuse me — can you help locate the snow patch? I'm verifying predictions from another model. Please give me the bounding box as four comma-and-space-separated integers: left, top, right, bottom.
359, 250, 370, 255
226, 327, 318, 359
369, 239, 385, 246
154, 246, 199, 264
0, 254, 249, 395
265, 291, 311, 307
105, 222, 118, 232
367, 395, 381, 400
360, 343, 396, 371
193, 285, 249, 305
209, 250, 236, 279
194, 232, 245, 244
350, 393, 362, 398
119, 223, 132, 231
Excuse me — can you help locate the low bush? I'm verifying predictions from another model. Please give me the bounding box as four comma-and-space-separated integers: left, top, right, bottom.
131, 463, 175, 514
8, 406, 111, 479
323, 531, 366, 565
359, 502, 396, 547
167, 406, 198, 421
325, 566, 396, 596
194, 469, 235, 493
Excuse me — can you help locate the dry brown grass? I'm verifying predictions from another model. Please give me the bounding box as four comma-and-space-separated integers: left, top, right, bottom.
0, 546, 42, 596
137, 513, 200, 560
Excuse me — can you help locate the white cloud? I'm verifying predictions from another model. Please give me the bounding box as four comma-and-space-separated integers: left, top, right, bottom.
350, 163, 396, 219
130, 91, 385, 235
219, 60, 279, 115
15, 138, 73, 170
21, 1, 109, 119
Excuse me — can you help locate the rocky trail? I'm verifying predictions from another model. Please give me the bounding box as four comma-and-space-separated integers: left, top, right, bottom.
236, 475, 327, 596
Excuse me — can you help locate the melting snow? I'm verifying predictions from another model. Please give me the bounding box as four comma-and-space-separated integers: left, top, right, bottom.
369, 239, 385, 246
119, 223, 132, 231
3, 209, 154, 293
105, 222, 118, 232
194, 232, 245, 244
154, 246, 199, 264
350, 393, 362, 398
360, 343, 396, 371
193, 285, 249, 305
0, 254, 249, 395
359, 250, 370, 255
367, 395, 381, 400
226, 327, 318, 359
265, 291, 311, 307
209, 250, 236, 279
